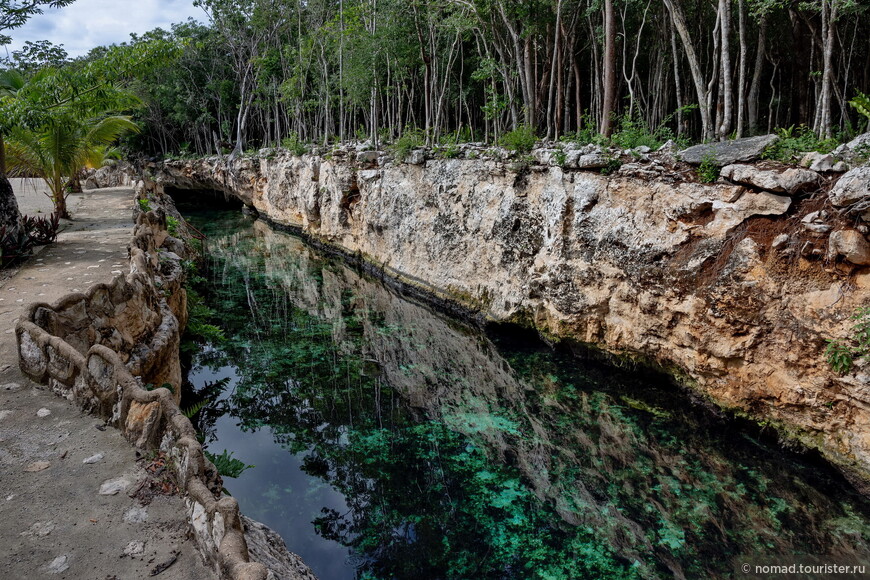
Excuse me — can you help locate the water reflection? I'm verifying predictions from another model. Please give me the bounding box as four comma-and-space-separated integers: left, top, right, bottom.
183, 206, 870, 580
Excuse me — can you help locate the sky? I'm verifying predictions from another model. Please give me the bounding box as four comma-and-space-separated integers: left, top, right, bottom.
2, 0, 207, 59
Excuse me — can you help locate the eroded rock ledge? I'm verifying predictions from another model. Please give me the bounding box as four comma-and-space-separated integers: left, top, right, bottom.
153, 147, 870, 490
15, 180, 286, 579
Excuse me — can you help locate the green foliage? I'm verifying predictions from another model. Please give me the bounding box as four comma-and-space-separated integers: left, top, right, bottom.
137, 198, 151, 212
498, 125, 537, 154
8, 39, 69, 72
827, 307, 870, 374
609, 113, 662, 150
182, 398, 210, 419
183, 287, 225, 353
435, 142, 460, 159
22, 212, 59, 245
762, 125, 840, 162
6, 114, 140, 217
0, 0, 76, 37
599, 155, 622, 176
697, 154, 720, 183
552, 147, 567, 167
850, 91, 870, 131
0, 223, 33, 267
390, 128, 424, 162
205, 449, 253, 478
827, 340, 855, 374
281, 132, 308, 156
559, 113, 605, 147
166, 215, 179, 236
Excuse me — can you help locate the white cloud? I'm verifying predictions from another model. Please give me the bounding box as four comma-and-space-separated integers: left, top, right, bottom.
2, 0, 207, 58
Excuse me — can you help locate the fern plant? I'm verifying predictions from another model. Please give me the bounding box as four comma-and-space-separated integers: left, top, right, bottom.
205, 449, 253, 478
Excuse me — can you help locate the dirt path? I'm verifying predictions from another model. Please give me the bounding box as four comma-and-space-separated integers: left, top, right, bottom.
0, 186, 214, 579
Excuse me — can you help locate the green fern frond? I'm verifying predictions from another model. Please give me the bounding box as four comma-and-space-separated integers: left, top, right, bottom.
182, 399, 210, 419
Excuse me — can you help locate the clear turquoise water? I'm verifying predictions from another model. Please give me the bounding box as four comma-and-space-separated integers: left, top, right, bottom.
180, 202, 870, 580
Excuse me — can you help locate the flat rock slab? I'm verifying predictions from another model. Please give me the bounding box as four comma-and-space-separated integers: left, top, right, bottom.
721, 164, 821, 194
679, 134, 779, 165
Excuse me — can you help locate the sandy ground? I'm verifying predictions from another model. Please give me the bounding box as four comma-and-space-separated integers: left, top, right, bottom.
0, 183, 215, 579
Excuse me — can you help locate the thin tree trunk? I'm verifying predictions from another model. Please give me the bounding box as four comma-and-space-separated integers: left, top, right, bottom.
573, 61, 582, 133
735, 0, 747, 137
747, 15, 767, 134
663, 0, 713, 140
546, 0, 563, 139
670, 19, 684, 136
524, 36, 536, 128
718, 0, 733, 139
818, 0, 837, 139
600, 0, 617, 137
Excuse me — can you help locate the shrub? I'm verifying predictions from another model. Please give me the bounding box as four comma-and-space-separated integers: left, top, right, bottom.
23, 213, 59, 245
498, 125, 537, 154
610, 113, 662, 150
391, 128, 425, 161
827, 307, 870, 374
281, 132, 308, 156
697, 154, 719, 183
0, 225, 33, 267
166, 216, 179, 236
436, 143, 461, 159
762, 125, 839, 162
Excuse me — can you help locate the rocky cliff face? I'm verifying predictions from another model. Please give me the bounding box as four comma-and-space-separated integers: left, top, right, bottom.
154, 148, 870, 488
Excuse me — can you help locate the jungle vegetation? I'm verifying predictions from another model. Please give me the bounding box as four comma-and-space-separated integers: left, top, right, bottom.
29, 0, 870, 157
2, 1, 870, 176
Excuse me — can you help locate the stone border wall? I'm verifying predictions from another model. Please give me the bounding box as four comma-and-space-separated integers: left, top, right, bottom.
15, 179, 269, 580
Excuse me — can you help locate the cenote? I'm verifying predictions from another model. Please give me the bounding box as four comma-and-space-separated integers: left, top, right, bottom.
176, 194, 870, 580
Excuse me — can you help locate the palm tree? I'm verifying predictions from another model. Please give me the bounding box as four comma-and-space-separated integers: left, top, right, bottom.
6, 114, 139, 218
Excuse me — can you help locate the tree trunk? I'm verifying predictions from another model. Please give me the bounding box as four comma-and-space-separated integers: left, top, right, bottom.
670, 19, 684, 136
717, 0, 733, 139
663, 0, 713, 140
818, 0, 837, 140
747, 16, 767, 134
524, 36, 536, 128
735, 0, 747, 137
600, 0, 617, 137
546, 0, 563, 139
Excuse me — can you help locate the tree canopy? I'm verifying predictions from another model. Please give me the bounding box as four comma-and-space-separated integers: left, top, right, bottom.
3, 0, 870, 158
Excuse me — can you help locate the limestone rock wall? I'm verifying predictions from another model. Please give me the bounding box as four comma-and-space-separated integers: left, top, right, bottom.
155, 150, 870, 490
15, 180, 270, 580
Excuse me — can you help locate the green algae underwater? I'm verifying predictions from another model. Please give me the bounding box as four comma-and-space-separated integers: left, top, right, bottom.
179, 202, 870, 580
